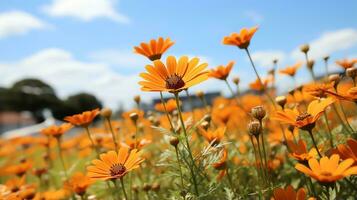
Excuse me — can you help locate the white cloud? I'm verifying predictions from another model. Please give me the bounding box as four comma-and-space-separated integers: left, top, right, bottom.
244, 11, 264, 24
250, 50, 286, 68
291, 28, 357, 60
42, 0, 129, 23
0, 48, 151, 108
0, 11, 48, 38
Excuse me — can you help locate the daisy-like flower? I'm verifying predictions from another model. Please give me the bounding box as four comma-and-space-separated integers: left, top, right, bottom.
335, 58, 356, 70
155, 99, 178, 113
65, 172, 93, 196
139, 56, 209, 93
87, 147, 144, 180
273, 97, 335, 131
208, 61, 235, 80
41, 123, 73, 138
64, 108, 100, 127
272, 185, 306, 200
222, 26, 258, 49
287, 139, 317, 162
303, 82, 335, 99
331, 138, 357, 164
134, 37, 174, 61
295, 154, 357, 183
279, 62, 302, 77
199, 127, 226, 146
249, 78, 268, 91
212, 148, 228, 170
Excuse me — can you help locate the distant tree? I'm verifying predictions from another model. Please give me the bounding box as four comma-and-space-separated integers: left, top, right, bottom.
64, 93, 103, 114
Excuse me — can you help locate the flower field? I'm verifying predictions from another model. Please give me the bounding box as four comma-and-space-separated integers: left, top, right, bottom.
1, 27, 357, 200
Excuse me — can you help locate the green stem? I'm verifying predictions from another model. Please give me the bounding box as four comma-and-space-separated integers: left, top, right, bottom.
175, 147, 185, 188
185, 89, 196, 122
160, 92, 176, 133
307, 130, 322, 158
84, 126, 100, 156
107, 118, 119, 150
255, 136, 267, 185
323, 111, 334, 148
56, 137, 68, 179
120, 178, 128, 200
174, 92, 199, 196
245, 48, 276, 108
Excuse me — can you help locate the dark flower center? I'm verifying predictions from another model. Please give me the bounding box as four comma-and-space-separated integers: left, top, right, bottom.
109, 163, 126, 177
296, 112, 312, 122
165, 74, 185, 90
148, 54, 162, 61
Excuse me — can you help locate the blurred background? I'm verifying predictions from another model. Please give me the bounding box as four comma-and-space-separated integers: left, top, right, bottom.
0, 0, 356, 134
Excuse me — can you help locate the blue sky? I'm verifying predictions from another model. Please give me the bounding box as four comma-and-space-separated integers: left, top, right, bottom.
0, 0, 356, 108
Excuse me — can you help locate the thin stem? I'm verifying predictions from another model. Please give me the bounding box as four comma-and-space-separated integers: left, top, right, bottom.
323, 111, 334, 148
106, 118, 119, 150
175, 147, 185, 188
134, 121, 138, 149
174, 92, 199, 196
255, 136, 267, 185
224, 80, 246, 112
338, 101, 355, 133
185, 89, 196, 122
226, 168, 236, 195
84, 126, 100, 156
258, 121, 270, 185
56, 137, 68, 179
324, 59, 329, 80
249, 136, 264, 192
304, 53, 316, 82
307, 177, 317, 197
245, 48, 276, 108
120, 178, 128, 200
160, 92, 176, 133
307, 130, 322, 158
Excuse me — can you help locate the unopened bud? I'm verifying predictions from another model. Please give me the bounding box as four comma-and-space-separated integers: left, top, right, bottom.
273, 59, 278, 64
300, 44, 310, 54
232, 77, 240, 85
200, 121, 210, 130
346, 67, 357, 79
329, 74, 341, 89
323, 56, 330, 61
134, 95, 141, 104
251, 106, 266, 121
169, 137, 179, 147
248, 121, 261, 137
143, 183, 151, 191
129, 112, 139, 123
196, 90, 204, 99
203, 114, 211, 123
275, 96, 287, 108
151, 183, 160, 191
100, 108, 112, 118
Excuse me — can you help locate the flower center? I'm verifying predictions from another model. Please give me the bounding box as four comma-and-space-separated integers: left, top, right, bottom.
296, 112, 312, 122
165, 74, 185, 90
321, 171, 332, 176
109, 163, 126, 177
148, 54, 162, 61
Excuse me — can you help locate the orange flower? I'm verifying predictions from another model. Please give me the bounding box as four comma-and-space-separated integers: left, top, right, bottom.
279, 62, 302, 77
222, 26, 258, 49
273, 185, 306, 200
65, 172, 93, 196
331, 138, 357, 164
303, 82, 335, 98
249, 78, 268, 91
87, 147, 144, 180
208, 61, 234, 80
199, 127, 226, 145
155, 99, 177, 113
5, 160, 32, 176
336, 58, 356, 70
139, 56, 209, 93
273, 97, 335, 131
134, 37, 174, 61
287, 139, 317, 162
212, 148, 228, 170
64, 108, 100, 127
295, 154, 357, 183
41, 123, 73, 138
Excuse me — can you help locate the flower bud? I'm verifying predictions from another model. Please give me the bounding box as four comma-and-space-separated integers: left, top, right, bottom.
273, 59, 278, 64
307, 60, 315, 70
323, 55, 330, 61
200, 121, 210, 130
203, 114, 211, 123
328, 74, 341, 88
129, 112, 139, 123
132, 184, 139, 193
232, 77, 240, 85
248, 121, 261, 137
133, 95, 141, 104
169, 136, 179, 147
346, 67, 357, 79
300, 44, 310, 54
251, 106, 266, 121
143, 183, 151, 191
196, 90, 204, 99
100, 108, 112, 118
151, 183, 160, 191
275, 96, 287, 108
